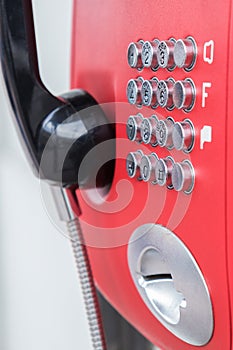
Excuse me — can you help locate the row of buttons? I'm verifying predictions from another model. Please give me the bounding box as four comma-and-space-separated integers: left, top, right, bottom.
126, 151, 195, 194
127, 37, 197, 72
127, 114, 195, 153
127, 77, 196, 112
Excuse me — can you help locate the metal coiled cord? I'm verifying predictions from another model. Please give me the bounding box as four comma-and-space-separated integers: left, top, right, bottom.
67, 217, 107, 350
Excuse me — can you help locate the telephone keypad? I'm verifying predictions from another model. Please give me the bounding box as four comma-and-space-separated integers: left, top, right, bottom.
126, 36, 197, 193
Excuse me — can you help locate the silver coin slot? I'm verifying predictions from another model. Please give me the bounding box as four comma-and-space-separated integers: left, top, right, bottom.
128, 224, 214, 346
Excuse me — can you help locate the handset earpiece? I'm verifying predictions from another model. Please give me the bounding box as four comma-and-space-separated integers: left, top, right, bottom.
0, 0, 115, 187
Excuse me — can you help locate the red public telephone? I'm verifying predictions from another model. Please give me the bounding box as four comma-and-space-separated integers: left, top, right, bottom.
1, 0, 233, 349
71, 0, 233, 349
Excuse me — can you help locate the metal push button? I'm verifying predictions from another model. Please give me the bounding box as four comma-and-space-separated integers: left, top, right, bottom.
173, 78, 196, 112
126, 78, 143, 106
140, 115, 159, 146
172, 119, 195, 153
174, 37, 197, 71
126, 114, 144, 142
156, 78, 175, 110
155, 116, 174, 149
155, 156, 175, 189
126, 150, 144, 178
172, 160, 195, 194
141, 78, 159, 107
127, 41, 144, 70
140, 153, 159, 182
157, 39, 176, 70
141, 40, 159, 70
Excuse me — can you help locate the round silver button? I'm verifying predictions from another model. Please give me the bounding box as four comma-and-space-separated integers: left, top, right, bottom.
156, 78, 175, 109
155, 156, 175, 188
140, 153, 158, 182
174, 37, 197, 71
127, 41, 144, 70
157, 39, 176, 70
172, 160, 195, 194
141, 40, 159, 70
173, 78, 196, 112
172, 119, 195, 153
141, 78, 159, 107
126, 78, 143, 105
126, 150, 144, 178
155, 117, 174, 149
140, 115, 158, 146
126, 114, 144, 142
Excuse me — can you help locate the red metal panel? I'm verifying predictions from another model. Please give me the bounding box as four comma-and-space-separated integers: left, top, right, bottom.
71, 1, 232, 348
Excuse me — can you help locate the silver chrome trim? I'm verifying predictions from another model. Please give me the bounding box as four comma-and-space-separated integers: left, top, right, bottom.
128, 224, 214, 346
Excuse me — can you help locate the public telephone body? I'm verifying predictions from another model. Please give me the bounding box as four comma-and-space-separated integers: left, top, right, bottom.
1, 0, 232, 348
71, 0, 233, 349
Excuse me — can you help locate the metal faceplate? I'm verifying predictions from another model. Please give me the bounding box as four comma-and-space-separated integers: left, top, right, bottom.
128, 224, 214, 346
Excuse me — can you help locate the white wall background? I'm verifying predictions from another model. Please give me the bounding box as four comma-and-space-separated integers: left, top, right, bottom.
0, 1, 92, 349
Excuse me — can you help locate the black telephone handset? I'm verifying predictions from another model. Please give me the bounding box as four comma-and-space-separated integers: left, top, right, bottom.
0, 0, 114, 187
0, 2, 115, 350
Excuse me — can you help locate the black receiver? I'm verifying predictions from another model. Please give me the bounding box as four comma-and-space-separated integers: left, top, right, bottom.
0, 0, 115, 187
